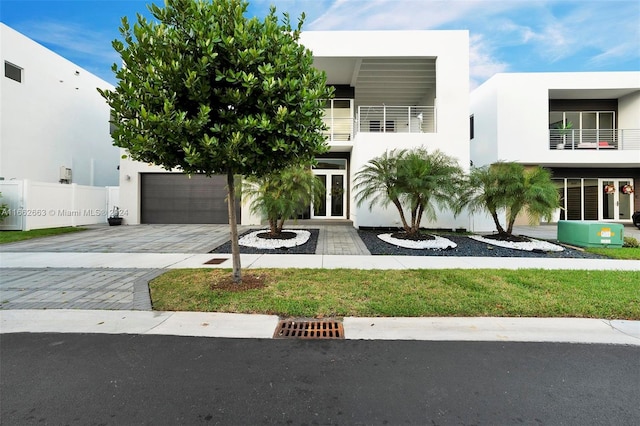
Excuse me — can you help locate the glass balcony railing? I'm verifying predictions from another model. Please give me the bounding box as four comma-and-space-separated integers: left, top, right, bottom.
322, 99, 354, 143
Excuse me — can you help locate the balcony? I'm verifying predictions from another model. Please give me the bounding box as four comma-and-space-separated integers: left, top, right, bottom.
358, 106, 436, 133
322, 102, 437, 143
549, 129, 640, 150
322, 99, 354, 143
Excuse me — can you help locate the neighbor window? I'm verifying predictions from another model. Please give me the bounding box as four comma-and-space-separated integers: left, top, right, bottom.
470, 115, 474, 140
4, 61, 22, 83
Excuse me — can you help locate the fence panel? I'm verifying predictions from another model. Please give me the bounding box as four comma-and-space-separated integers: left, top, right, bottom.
0, 181, 25, 230
0, 180, 116, 230
24, 181, 75, 230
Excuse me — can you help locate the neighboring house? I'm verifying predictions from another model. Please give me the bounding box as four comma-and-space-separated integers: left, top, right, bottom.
1, 23, 119, 187
470, 72, 640, 229
119, 30, 471, 229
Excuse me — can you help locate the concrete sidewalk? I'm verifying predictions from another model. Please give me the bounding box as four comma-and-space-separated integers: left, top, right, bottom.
1, 310, 639, 346
3, 251, 640, 270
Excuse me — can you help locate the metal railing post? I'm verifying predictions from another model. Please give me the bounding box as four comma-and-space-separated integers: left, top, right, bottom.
383, 105, 386, 133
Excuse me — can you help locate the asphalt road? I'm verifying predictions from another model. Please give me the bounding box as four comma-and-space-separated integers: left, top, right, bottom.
1, 333, 638, 425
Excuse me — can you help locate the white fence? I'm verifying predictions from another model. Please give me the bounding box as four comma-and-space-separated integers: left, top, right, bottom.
0, 180, 119, 231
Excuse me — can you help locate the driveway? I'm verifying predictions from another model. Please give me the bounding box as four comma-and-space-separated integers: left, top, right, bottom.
0, 223, 369, 311
0, 222, 371, 255
0, 224, 245, 253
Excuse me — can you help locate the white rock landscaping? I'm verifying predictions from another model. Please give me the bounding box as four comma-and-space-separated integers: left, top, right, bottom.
377, 233, 457, 250
469, 235, 564, 252
239, 229, 311, 249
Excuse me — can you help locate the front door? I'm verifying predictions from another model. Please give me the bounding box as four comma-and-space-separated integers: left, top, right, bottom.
601, 179, 634, 221
311, 170, 347, 219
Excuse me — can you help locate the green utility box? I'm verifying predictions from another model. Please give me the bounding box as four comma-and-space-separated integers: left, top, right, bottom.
557, 221, 624, 248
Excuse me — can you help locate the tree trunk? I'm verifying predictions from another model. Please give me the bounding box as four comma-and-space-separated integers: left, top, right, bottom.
506, 216, 517, 235
268, 218, 278, 236
409, 204, 418, 235
414, 204, 425, 235
391, 197, 411, 234
490, 210, 507, 235
226, 171, 242, 283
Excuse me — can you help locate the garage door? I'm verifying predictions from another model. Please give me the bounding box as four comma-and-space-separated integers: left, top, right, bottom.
141, 173, 240, 224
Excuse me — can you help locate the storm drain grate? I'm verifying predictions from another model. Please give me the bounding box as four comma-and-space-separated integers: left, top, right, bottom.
204, 258, 228, 265
274, 319, 344, 339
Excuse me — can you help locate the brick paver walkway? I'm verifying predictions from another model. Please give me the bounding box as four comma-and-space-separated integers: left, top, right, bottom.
0, 268, 161, 310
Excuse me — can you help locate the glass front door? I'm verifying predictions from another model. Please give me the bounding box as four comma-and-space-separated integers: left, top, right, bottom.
311, 170, 347, 219
601, 179, 634, 221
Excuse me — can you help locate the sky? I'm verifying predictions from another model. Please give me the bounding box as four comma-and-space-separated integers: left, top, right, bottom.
1, 0, 639, 89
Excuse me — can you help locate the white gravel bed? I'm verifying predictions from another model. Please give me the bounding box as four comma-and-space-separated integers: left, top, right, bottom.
469, 235, 565, 252
239, 229, 311, 249
377, 233, 457, 250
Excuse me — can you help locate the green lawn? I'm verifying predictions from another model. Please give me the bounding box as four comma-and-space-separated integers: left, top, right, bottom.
0, 227, 86, 244
150, 268, 640, 319
585, 247, 640, 260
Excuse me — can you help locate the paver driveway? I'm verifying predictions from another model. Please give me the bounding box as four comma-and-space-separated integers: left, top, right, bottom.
0, 224, 245, 253
0, 223, 370, 310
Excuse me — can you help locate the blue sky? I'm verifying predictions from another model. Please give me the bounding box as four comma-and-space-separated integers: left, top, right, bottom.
2, 0, 639, 88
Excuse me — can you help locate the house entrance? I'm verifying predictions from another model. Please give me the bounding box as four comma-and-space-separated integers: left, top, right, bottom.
555, 177, 634, 222
311, 159, 347, 220
601, 179, 634, 221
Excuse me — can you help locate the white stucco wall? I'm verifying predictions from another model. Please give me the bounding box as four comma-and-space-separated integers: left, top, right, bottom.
470, 72, 640, 168
310, 31, 471, 230
618, 91, 640, 130
0, 23, 119, 186
469, 76, 499, 168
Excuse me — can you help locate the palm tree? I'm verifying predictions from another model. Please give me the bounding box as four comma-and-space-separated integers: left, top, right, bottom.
243, 165, 324, 237
354, 148, 465, 237
457, 162, 559, 236
352, 149, 408, 230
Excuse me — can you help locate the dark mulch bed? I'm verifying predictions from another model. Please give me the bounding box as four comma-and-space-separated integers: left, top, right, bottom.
210, 229, 319, 254
358, 229, 606, 259
209, 273, 266, 292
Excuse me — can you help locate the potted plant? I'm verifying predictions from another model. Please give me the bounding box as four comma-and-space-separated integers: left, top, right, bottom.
108, 207, 123, 226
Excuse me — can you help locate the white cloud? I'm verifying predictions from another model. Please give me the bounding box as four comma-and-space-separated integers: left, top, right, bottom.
489, 1, 640, 67
14, 20, 119, 66
469, 34, 509, 89
308, 0, 487, 30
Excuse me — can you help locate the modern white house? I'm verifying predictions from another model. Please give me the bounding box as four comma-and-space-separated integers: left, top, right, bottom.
0, 23, 120, 230
1, 23, 119, 187
470, 72, 640, 227
118, 30, 471, 229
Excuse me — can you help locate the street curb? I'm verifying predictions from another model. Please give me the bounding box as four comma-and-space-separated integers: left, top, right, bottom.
2, 310, 639, 346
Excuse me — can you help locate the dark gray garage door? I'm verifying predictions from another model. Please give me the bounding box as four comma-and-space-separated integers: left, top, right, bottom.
141, 173, 240, 224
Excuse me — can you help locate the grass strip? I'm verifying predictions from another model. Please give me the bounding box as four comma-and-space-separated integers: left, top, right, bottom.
585, 247, 640, 260
0, 227, 86, 244
149, 268, 640, 319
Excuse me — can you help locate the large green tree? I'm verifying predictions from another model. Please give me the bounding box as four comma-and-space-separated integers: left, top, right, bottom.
99, 0, 332, 282
353, 148, 465, 237
243, 164, 324, 237
457, 162, 559, 236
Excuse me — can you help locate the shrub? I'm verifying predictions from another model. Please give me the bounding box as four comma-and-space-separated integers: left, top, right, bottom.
0, 192, 9, 223
623, 236, 640, 248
